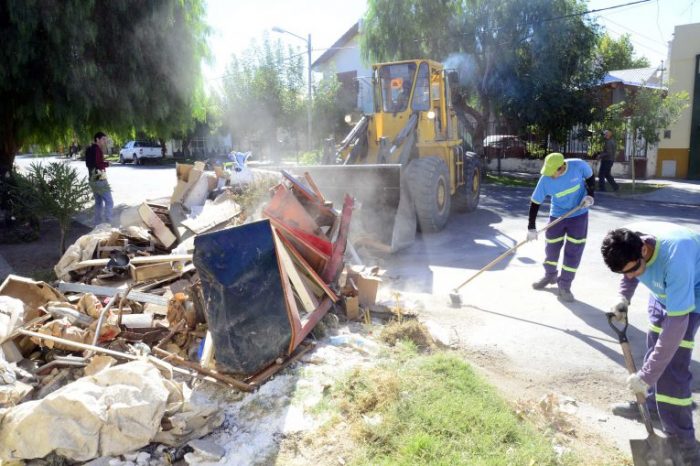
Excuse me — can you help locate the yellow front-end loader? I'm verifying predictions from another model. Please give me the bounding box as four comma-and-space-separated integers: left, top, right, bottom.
302, 59, 481, 251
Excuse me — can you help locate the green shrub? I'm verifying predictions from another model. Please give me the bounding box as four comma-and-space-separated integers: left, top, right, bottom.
14, 162, 93, 253
299, 150, 322, 165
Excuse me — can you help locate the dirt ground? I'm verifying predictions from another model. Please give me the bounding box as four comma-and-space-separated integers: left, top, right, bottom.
0, 218, 92, 280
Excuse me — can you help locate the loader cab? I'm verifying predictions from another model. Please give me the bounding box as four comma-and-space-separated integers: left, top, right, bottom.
376, 63, 416, 113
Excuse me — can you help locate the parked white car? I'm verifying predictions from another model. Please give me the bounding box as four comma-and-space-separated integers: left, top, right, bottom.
118, 140, 162, 164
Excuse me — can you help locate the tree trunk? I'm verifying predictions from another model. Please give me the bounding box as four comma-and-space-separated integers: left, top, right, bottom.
60, 226, 67, 255
0, 133, 19, 178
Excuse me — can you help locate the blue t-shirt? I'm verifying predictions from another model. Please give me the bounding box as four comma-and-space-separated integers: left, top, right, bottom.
628, 222, 700, 316
531, 159, 593, 218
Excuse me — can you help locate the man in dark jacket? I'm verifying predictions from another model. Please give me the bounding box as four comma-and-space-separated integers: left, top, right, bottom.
597, 130, 619, 192
85, 132, 113, 226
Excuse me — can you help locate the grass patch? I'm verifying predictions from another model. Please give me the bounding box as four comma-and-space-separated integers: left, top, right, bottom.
380, 319, 435, 350
484, 173, 538, 188
329, 351, 576, 465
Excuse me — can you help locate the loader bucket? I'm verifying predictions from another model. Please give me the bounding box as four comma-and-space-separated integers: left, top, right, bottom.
294, 164, 415, 252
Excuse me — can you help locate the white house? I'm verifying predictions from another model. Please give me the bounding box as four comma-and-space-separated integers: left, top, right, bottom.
657, 22, 700, 179
311, 21, 373, 114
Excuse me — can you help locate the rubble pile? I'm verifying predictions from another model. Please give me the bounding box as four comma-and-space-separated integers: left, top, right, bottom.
0, 162, 388, 463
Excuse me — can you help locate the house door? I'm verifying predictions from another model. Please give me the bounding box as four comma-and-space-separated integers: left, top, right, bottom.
689, 54, 700, 179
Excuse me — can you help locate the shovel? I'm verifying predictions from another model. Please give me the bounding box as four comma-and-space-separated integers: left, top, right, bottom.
448, 202, 585, 307
606, 312, 684, 465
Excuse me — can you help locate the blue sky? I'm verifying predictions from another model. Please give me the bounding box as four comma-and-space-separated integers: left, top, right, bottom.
202, 0, 700, 88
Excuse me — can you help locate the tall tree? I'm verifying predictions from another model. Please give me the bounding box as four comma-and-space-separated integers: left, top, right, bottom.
606, 87, 688, 186
361, 0, 605, 144
0, 0, 209, 172
597, 33, 651, 71
219, 34, 305, 156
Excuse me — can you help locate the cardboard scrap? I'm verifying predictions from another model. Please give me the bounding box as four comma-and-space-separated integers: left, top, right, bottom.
181, 192, 242, 234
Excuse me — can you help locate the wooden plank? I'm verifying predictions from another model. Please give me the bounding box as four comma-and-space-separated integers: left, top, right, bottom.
303, 172, 326, 203
275, 231, 338, 302
67, 254, 192, 271
130, 262, 175, 282
18, 329, 237, 390
138, 203, 177, 248
246, 342, 314, 386
57, 282, 169, 306
273, 231, 318, 313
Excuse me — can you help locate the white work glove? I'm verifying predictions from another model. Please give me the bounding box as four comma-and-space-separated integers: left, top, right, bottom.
527, 229, 538, 242
580, 195, 594, 208
610, 297, 629, 322
626, 373, 650, 395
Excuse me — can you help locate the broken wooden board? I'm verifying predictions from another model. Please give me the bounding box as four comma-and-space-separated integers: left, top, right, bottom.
129, 262, 175, 283
273, 231, 318, 314
138, 203, 177, 249
67, 254, 192, 272
275, 232, 338, 302
56, 282, 169, 306
263, 184, 326, 237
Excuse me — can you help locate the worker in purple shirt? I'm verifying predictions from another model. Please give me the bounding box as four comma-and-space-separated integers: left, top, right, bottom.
601, 222, 700, 464
528, 152, 595, 302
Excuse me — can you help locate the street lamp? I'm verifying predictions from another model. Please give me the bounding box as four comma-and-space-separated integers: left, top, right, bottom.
272, 26, 312, 152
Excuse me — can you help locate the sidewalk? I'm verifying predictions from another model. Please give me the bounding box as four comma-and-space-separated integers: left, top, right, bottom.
496, 171, 700, 207
630, 177, 700, 206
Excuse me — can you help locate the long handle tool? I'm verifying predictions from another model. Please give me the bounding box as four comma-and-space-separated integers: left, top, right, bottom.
448, 203, 584, 306
606, 313, 683, 465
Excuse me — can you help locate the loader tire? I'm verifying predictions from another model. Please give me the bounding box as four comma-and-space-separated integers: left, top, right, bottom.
452, 156, 481, 213
406, 156, 451, 233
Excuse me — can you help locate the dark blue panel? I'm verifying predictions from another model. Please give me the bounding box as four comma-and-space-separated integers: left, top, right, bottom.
194, 219, 291, 375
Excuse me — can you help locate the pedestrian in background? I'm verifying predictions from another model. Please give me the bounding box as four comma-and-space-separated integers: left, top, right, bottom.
601, 222, 700, 465
597, 129, 619, 192
85, 131, 113, 226
528, 152, 595, 302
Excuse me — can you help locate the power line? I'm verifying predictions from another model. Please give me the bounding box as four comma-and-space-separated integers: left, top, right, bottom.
540, 0, 652, 24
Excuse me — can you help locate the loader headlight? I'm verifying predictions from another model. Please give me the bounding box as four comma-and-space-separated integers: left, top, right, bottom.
427, 110, 436, 120
344, 114, 353, 124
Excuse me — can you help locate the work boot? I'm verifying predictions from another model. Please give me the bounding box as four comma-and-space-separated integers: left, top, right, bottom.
610, 401, 660, 423
679, 441, 700, 466
532, 276, 556, 290
557, 287, 575, 302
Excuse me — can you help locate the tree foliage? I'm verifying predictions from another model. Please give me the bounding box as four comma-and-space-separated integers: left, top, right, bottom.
312, 75, 349, 144
219, 34, 305, 157
11, 162, 93, 252
0, 0, 209, 172
361, 0, 605, 142
607, 87, 688, 184
597, 33, 650, 71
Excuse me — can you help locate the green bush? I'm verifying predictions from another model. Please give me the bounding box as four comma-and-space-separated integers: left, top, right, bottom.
13, 162, 93, 253
298, 150, 322, 165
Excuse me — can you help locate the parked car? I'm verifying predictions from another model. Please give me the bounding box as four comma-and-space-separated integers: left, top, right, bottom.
483, 135, 529, 159
118, 140, 162, 165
